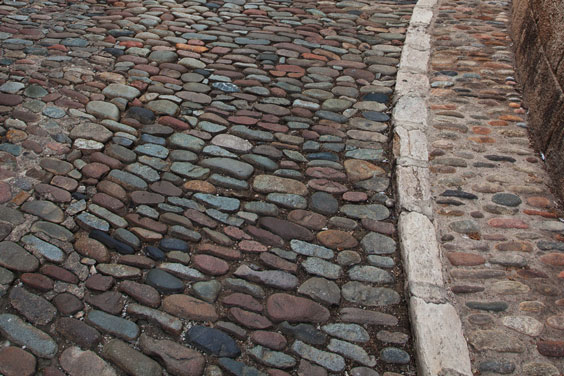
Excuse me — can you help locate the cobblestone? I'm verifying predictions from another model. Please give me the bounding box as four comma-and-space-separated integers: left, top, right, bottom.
0, 0, 418, 374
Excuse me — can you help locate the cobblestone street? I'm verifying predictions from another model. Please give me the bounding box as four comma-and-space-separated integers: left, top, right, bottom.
428, 0, 564, 373
2, 0, 564, 374
0, 0, 416, 375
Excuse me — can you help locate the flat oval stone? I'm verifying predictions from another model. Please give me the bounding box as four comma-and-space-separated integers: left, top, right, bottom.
86, 310, 139, 341
522, 362, 559, 375
193, 254, 230, 276
259, 217, 314, 241
348, 265, 394, 284
253, 175, 308, 196
322, 323, 369, 343
478, 360, 515, 375
31, 221, 74, 242
341, 204, 389, 221
341, 282, 400, 306
298, 277, 341, 306
291, 340, 345, 372
234, 265, 298, 290
25, 84, 48, 98
21, 200, 65, 223
0, 346, 36, 376
248, 345, 296, 369
138, 334, 205, 376
450, 219, 480, 234
0, 267, 14, 285
501, 315, 543, 336
40, 158, 74, 175
288, 210, 327, 230
85, 292, 125, 315
547, 315, 564, 330
537, 340, 564, 357
55, 318, 102, 349
242, 154, 278, 171
0, 314, 58, 358
290, 239, 334, 259
0, 241, 39, 272
317, 230, 358, 249
162, 294, 219, 321
267, 193, 307, 209
380, 347, 410, 364
9, 286, 57, 325
108, 170, 148, 191
266, 293, 330, 323
179, 57, 206, 69
103, 339, 162, 376
492, 193, 522, 207
310, 191, 338, 215
21, 235, 65, 263
468, 330, 525, 353
97, 264, 141, 279
86, 101, 119, 121
340, 307, 398, 326
170, 162, 210, 180
302, 257, 342, 279
146, 100, 178, 116
149, 50, 178, 63
20, 268, 54, 292
344, 159, 385, 181
119, 280, 160, 308
103, 83, 141, 101
185, 325, 240, 357
212, 134, 253, 153
327, 339, 376, 366
53, 293, 84, 315
145, 269, 184, 294
126, 107, 155, 124
490, 281, 530, 295
0, 93, 23, 106
193, 193, 240, 212
229, 307, 272, 330
60, 347, 116, 376
361, 232, 396, 255
250, 331, 287, 351
200, 158, 255, 179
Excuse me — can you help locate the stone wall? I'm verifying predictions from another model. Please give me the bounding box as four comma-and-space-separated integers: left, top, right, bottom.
511, 0, 564, 198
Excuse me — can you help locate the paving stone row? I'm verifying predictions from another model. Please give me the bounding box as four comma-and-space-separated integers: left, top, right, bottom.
428, 0, 564, 373
0, 0, 417, 374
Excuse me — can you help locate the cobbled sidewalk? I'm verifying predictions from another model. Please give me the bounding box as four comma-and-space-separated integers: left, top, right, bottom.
0, 0, 418, 375
427, 0, 564, 374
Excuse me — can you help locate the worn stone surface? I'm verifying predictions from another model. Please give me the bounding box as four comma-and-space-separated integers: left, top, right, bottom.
139, 334, 205, 376
0, 314, 58, 358
0, 346, 36, 376
60, 347, 116, 376
103, 339, 162, 376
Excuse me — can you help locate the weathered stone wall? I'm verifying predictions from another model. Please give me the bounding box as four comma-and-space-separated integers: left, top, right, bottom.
511, 0, 564, 198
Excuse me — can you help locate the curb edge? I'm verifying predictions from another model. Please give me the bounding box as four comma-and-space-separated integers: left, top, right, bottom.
392, 0, 473, 374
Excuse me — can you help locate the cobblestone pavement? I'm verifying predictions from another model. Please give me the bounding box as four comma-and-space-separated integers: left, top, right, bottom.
0, 0, 418, 375
429, 0, 564, 374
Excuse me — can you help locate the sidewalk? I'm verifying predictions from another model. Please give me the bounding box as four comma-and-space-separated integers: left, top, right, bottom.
419, 0, 564, 373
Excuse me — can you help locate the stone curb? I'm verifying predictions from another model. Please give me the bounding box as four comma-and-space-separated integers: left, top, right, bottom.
392, 0, 473, 374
